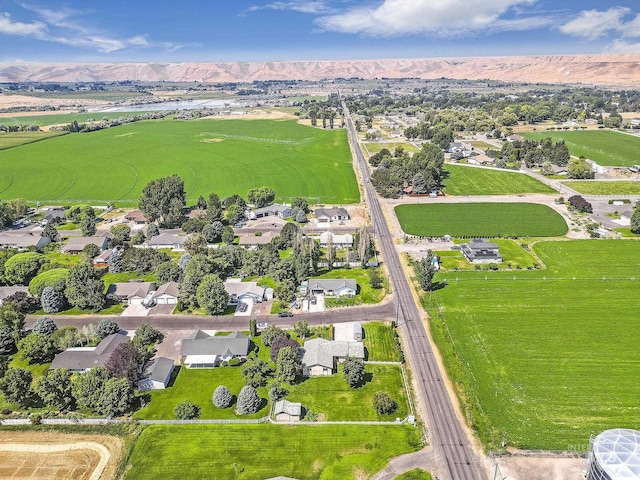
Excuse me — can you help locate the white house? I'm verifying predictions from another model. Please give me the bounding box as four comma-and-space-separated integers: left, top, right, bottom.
106, 282, 156, 305
300, 278, 357, 297
152, 282, 180, 304
301, 338, 365, 376
224, 278, 272, 305
142, 233, 190, 251
315, 207, 349, 224
0, 232, 51, 251
274, 400, 302, 422
180, 331, 250, 368
248, 203, 292, 220
319, 231, 353, 248
137, 357, 175, 390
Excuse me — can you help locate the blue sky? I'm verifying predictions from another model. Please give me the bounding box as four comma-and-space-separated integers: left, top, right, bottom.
1, 1, 640, 62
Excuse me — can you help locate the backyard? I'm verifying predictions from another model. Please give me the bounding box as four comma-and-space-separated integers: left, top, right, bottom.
443, 165, 554, 195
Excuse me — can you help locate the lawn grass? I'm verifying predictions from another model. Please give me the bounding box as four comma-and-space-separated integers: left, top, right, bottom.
0, 119, 359, 205
365, 142, 420, 154
423, 240, 640, 450
563, 180, 640, 195
134, 365, 270, 420
0, 131, 66, 149
395, 203, 568, 237
363, 322, 403, 362
394, 469, 433, 480
287, 364, 409, 421
315, 267, 387, 305
435, 239, 539, 271
126, 424, 423, 480
44, 250, 84, 267
443, 165, 554, 195
520, 130, 640, 166
469, 141, 497, 150
102, 272, 158, 290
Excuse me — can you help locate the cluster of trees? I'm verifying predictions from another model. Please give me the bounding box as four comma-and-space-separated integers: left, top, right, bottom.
500, 138, 570, 168
370, 143, 445, 198
0, 319, 162, 416
413, 251, 437, 291
55, 112, 172, 134
0, 199, 29, 228
566, 158, 595, 179
567, 195, 593, 213
403, 122, 454, 150
631, 202, 640, 234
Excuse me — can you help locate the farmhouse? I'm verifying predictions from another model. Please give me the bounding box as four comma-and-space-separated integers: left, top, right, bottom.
248, 203, 292, 220
61, 236, 109, 254
50, 333, 128, 372
274, 400, 302, 422
42, 207, 66, 224
315, 207, 349, 224
300, 278, 357, 297
137, 357, 175, 390
460, 238, 503, 264
224, 278, 272, 305
106, 282, 156, 305
143, 233, 190, 250
0, 232, 51, 251
0, 286, 29, 304
152, 282, 180, 304
125, 209, 148, 224
319, 231, 353, 248
180, 331, 250, 368
301, 338, 365, 376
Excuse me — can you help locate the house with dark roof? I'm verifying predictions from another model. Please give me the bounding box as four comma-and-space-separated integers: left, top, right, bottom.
301, 338, 365, 376
460, 238, 503, 264
0, 232, 51, 251
61, 236, 109, 254
300, 278, 357, 297
315, 207, 349, 224
50, 333, 128, 372
106, 282, 156, 305
137, 357, 175, 390
180, 331, 250, 368
0, 286, 29, 304
274, 400, 302, 422
124, 209, 148, 224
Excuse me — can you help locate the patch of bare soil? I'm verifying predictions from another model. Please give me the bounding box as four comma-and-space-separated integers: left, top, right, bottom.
0, 431, 124, 480
491, 456, 586, 480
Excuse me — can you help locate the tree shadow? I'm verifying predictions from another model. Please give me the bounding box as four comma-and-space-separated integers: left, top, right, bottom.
353, 372, 373, 389
428, 281, 447, 292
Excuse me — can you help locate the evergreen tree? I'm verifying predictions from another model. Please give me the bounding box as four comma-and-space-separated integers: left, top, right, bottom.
213, 385, 233, 409
236, 385, 261, 415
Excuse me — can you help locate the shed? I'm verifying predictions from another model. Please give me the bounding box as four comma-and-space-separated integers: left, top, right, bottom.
138, 357, 175, 390
274, 400, 302, 422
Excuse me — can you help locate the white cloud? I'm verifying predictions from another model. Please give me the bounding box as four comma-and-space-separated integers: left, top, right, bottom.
559, 7, 629, 40
247, 1, 332, 15
0, 12, 46, 36
621, 13, 640, 39
314, 0, 547, 37
607, 39, 640, 53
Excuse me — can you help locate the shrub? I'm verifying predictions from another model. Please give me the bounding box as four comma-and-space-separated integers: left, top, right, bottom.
236, 385, 261, 415
97, 319, 120, 338
40, 287, 66, 314
568, 195, 593, 213
373, 391, 398, 415
31, 317, 58, 337
269, 383, 289, 402
213, 385, 233, 409
228, 357, 242, 366
174, 400, 201, 419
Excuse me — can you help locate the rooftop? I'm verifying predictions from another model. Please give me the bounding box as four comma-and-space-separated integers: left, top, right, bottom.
180, 331, 250, 357
301, 338, 365, 369
592, 428, 640, 479
50, 333, 128, 370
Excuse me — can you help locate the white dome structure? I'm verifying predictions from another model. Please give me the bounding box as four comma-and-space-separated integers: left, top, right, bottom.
587, 429, 640, 480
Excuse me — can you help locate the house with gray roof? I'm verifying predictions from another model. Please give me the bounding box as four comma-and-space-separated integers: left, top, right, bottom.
106, 281, 156, 305
274, 400, 302, 422
42, 207, 66, 225
50, 333, 128, 372
138, 357, 175, 390
237, 230, 279, 247
152, 282, 179, 305
180, 331, 250, 368
224, 278, 273, 305
460, 238, 502, 264
61, 236, 109, 254
301, 338, 365, 376
143, 233, 190, 251
315, 207, 349, 224
0, 286, 29, 305
0, 232, 51, 251
247, 203, 292, 220
300, 278, 357, 297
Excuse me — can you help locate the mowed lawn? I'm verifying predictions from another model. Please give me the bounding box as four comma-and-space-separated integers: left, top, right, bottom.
287, 364, 410, 421
363, 322, 403, 361
0, 119, 359, 205
563, 180, 640, 195
521, 130, 640, 166
126, 424, 423, 480
425, 240, 640, 449
395, 203, 568, 237
443, 165, 554, 195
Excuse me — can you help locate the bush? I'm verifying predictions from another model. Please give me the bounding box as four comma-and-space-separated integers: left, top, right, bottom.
269, 383, 289, 402
228, 357, 242, 366
213, 385, 233, 409
343, 356, 365, 388
28, 268, 70, 298
31, 317, 57, 337
40, 287, 66, 314
568, 195, 593, 213
174, 400, 201, 419
236, 385, 261, 415
97, 319, 120, 338
373, 391, 398, 415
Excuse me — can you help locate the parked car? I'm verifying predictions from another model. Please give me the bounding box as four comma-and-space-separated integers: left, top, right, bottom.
234, 222, 246, 227
310, 296, 317, 305
238, 303, 248, 312
277, 312, 294, 317
257, 322, 269, 329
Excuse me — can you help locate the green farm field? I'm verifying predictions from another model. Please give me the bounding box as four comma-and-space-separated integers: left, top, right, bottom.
126, 424, 422, 480
0, 111, 154, 127
0, 131, 66, 149
520, 130, 640, 166
443, 164, 554, 195
563, 180, 640, 195
395, 203, 568, 237
424, 240, 640, 449
0, 119, 359, 205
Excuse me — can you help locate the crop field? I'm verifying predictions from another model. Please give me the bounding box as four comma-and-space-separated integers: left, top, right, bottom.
0, 131, 66, 149
520, 130, 640, 166
563, 180, 640, 195
395, 203, 568, 237
0, 111, 153, 127
443, 165, 554, 195
0, 119, 359, 205
424, 240, 640, 449
126, 424, 422, 480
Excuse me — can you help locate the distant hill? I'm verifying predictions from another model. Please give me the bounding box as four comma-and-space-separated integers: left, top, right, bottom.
2, 54, 640, 87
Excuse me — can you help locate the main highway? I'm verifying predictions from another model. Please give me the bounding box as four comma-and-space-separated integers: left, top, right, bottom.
341, 99, 483, 480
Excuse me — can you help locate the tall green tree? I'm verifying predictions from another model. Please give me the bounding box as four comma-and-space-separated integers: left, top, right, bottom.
196, 275, 229, 315
276, 346, 299, 384
248, 187, 276, 208
631, 203, 640, 234
414, 250, 437, 291
35, 369, 74, 410
64, 263, 105, 310
139, 175, 186, 228
0, 368, 32, 406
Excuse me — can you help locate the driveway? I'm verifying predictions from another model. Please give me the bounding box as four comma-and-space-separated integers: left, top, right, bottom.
121, 303, 149, 317
149, 304, 176, 315
153, 329, 192, 362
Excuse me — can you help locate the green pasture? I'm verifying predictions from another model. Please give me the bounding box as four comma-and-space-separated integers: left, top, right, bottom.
435, 239, 539, 270
0, 111, 155, 127
563, 180, 640, 195
315, 267, 387, 305
126, 424, 423, 480
424, 240, 640, 449
0, 119, 359, 205
521, 130, 640, 166
363, 322, 403, 362
395, 203, 568, 237
0, 131, 66, 149
287, 364, 409, 421
364, 142, 420, 154
443, 165, 554, 195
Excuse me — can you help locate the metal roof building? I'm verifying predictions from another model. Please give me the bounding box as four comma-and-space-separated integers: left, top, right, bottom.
587, 429, 640, 480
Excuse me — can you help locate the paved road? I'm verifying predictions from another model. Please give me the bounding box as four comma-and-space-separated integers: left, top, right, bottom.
342, 99, 482, 480
25, 302, 396, 331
